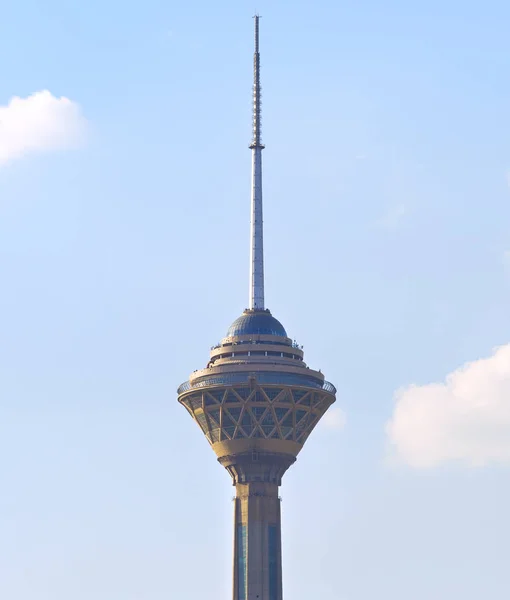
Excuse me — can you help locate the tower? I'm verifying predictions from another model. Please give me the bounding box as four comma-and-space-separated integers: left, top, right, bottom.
177, 16, 336, 600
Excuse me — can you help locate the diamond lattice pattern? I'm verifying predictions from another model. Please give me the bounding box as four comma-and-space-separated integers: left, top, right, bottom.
179, 385, 333, 445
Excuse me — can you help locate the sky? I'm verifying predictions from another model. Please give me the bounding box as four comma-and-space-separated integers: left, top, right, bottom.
1, 1, 510, 599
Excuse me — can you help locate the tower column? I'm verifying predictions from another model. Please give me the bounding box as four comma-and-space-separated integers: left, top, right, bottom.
233, 482, 282, 600
176, 14, 337, 600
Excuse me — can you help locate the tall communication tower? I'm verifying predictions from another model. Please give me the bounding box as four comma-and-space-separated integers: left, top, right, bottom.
177, 16, 336, 600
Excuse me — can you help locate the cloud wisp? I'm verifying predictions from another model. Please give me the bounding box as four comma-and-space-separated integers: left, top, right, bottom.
386, 344, 510, 468
0, 90, 86, 165
321, 407, 347, 431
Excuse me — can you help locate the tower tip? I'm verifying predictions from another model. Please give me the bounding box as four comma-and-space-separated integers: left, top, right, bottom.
253, 14, 261, 53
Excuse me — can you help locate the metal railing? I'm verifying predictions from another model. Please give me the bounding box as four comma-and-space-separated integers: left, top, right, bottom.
322, 380, 336, 394
177, 374, 336, 396
212, 338, 297, 350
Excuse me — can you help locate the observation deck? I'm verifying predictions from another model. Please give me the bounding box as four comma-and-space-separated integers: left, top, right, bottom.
177, 309, 336, 483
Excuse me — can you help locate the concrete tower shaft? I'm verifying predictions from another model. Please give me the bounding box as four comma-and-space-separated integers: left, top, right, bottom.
177, 16, 337, 600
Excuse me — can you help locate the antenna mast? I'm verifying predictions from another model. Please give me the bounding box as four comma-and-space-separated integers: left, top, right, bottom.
249, 14, 265, 310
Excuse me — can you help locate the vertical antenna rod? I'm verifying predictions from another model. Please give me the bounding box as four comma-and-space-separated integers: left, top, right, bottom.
249, 14, 265, 310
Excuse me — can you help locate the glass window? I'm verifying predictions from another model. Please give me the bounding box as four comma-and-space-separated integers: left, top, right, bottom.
268, 525, 279, 600
280, 413, 293, 428
274, 407, 289, 422
308, 414, 318, 428
223, 426, 235, 439
312, 396, 326, 409
251, 406, 266, 420
262, 411, 276, 436
296, 411, 310, 434
190, 396, 203, 410
281, 426, 293, 439
222, 412, 236, 428
225, 391, 240, 403
227, 407, 242, 422
261, 411, 275, 426
293, 390, 309, 404
264, 387, 283, 401
234, 387, 251, 400
241, 409, 253, 429
296, 409, 308, 424
206, 408, 221, 428
234, 426, 247, 439
195, 412, 209, 434
237, 525, 247, 600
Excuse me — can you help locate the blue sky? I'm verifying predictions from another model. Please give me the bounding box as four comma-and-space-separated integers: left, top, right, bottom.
1, 1, 510, 599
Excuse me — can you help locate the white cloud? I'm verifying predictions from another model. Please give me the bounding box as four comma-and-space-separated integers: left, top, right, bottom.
386, 344, 510, 468
0, 90, 86, 165
321, 407, 346, 431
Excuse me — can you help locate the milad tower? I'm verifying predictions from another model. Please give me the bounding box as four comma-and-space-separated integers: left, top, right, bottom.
177, 16, 336, 600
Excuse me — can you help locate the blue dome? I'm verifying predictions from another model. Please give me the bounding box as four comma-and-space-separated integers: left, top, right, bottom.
226, 310, 287, 338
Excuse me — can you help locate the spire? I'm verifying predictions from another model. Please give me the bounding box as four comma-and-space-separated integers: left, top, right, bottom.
250, 15, 263, 150
249, 14, 265, 310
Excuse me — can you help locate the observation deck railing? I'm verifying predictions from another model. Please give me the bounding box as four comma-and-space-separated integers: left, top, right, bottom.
177, 373, 336, 396
211, 338, 300, 350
